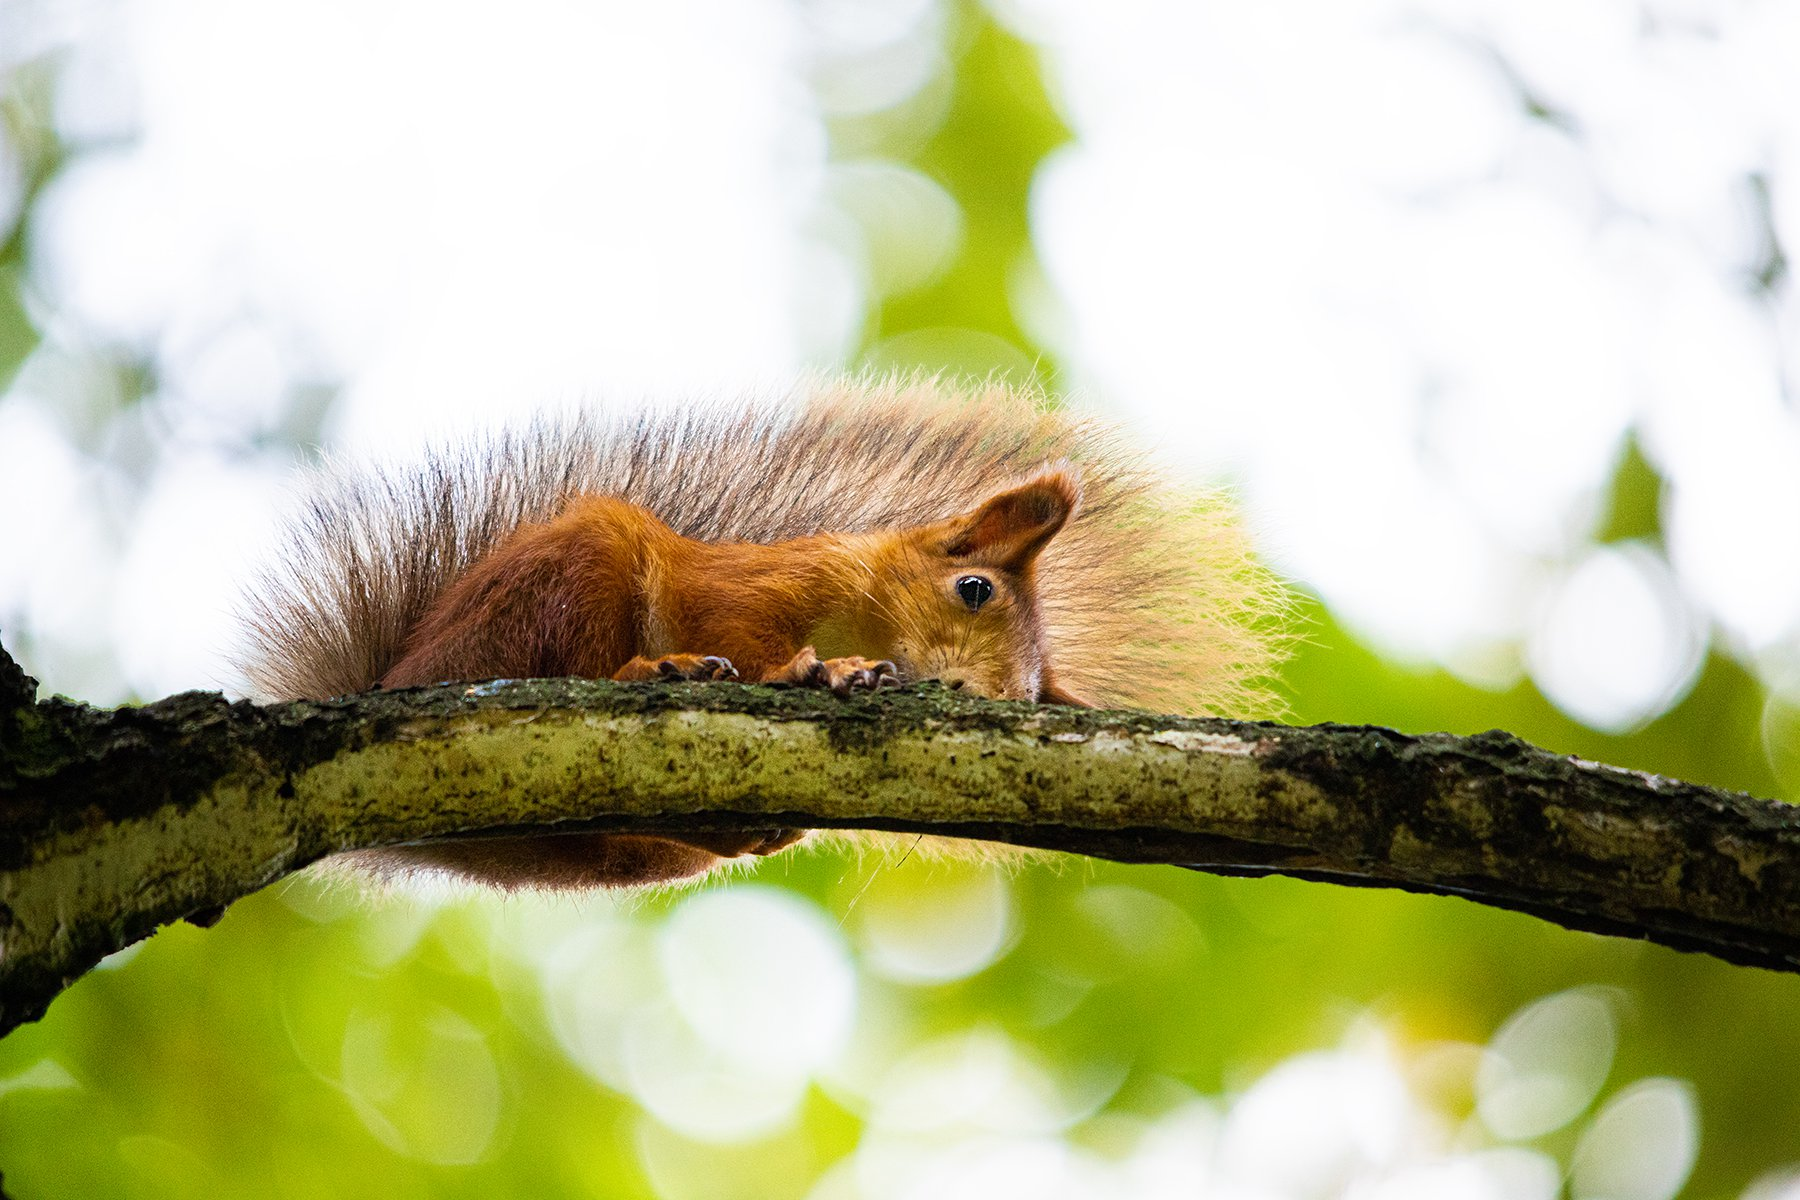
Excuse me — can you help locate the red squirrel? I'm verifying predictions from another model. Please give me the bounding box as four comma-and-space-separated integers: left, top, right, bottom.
241, 378, 1283, 888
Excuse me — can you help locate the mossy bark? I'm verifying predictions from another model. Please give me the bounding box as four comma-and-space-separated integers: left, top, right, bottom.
3, 639, 1798, 1038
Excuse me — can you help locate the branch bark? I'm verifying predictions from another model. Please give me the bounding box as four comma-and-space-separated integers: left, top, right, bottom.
3, 637, 1798, 1038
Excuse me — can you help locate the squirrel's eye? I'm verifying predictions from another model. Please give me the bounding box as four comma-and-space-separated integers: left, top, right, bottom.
955, 575, 994, 612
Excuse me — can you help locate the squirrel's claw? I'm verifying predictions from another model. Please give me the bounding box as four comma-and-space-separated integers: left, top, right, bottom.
656, 654, 738, 682
769, 648, 899, 695
615, 653, 739, 683
822, 656, 899, 696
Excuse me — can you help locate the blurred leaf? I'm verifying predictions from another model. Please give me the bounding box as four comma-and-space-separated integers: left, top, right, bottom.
1595, 433, 1667, 546
0, 265, 36, 391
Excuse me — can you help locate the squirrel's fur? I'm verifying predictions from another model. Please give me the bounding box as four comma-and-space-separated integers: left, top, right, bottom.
244, 376, 1282, 712
241, 376, 1285, 886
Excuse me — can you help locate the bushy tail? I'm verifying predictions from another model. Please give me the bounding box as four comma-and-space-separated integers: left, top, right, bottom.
240, 376, 1287, 715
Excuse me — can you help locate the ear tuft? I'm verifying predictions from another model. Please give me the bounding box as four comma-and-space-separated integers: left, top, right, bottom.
943, 468, 1081, 569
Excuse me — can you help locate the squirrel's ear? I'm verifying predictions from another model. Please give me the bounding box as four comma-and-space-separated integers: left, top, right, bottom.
942, 469, 1080, 570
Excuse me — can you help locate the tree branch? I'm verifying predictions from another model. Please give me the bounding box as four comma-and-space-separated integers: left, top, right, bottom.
3, 634, 1797, 1038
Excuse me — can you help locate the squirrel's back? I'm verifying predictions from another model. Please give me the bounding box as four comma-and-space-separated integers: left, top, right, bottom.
241, 376, 1285, 715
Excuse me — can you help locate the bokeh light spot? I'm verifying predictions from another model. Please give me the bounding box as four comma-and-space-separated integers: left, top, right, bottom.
339, 1003, 504, 1165
660, 886, 854, 1073
1477, 989, 1617, 1140
1570, 1078, 1700, 1200
855, 862, 1016, 985
869, 1028, 1080, 1137
1527, 543, 1704, 732
1217, 1045, 1412, 1195
1762, 690, 1800, 801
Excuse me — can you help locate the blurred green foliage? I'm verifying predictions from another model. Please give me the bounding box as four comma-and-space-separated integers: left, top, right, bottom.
4, 2, 1800, 1197
0, 60, 57, 392
845, 3, 1068, 382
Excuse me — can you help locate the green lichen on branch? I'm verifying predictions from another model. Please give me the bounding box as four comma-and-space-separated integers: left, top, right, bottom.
2, 658, 1800, 1039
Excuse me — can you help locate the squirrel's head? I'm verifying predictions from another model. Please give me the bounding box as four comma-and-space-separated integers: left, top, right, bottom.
863, 469, 1089, 706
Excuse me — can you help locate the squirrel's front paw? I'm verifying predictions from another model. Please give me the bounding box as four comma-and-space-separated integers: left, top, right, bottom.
771, 646, 900, 696
613, 654, 739, 683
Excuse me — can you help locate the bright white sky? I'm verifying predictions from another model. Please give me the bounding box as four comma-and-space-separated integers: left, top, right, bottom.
1, 2, 1798, 1191
1016, 0, 1800, 730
